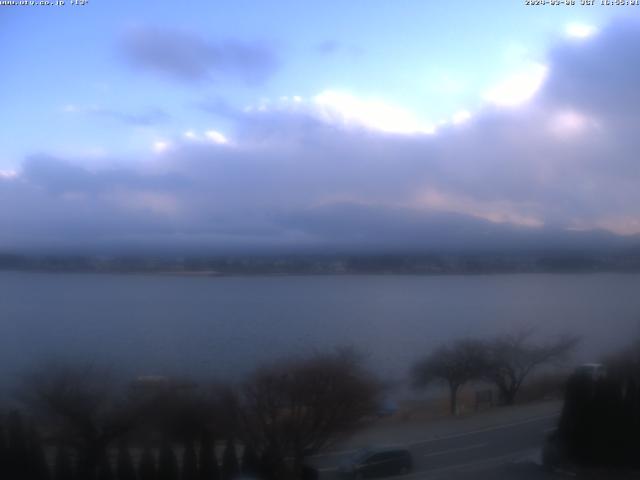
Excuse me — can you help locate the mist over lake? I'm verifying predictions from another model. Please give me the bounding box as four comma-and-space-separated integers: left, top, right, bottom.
2, 271, 639, 385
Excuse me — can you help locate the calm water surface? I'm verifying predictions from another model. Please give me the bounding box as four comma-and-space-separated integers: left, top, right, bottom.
1, 271, 640, 383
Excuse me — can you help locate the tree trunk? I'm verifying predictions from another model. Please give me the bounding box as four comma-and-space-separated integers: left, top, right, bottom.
497, 380, 518, 405
502, 388, 517, 405
291, 454, 303, 480
78, 442, 104, 480
449, 383, 460, 415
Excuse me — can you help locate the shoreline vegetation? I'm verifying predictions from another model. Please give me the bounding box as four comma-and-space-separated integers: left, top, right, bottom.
3, 251, 640, 276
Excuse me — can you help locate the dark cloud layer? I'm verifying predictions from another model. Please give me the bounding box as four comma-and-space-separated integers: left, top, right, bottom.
544, 19, 640, 117
121, 27, 279, 85
3, 19, 640, 252
20, 155, 190, 194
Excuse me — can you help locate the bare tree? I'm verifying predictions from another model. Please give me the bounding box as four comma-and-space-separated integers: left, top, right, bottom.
484, 329, 579, 405
235, 349, 380, 479
139, 381, 221, 442
19, 363, 145, 480
412, 339, 488, 415
198, 430, 220, 480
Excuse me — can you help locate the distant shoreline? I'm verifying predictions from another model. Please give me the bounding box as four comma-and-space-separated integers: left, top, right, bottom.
3, 267, 640, 277
3, 251, 640, 277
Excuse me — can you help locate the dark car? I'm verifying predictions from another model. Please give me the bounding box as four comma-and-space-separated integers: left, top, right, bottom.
339, 447, 413, 478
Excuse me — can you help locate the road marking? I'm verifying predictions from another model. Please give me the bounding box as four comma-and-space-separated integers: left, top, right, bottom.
411, 413, 558, 447
315, 444, 494, 473
309, 412, 559, 459
402, 451, 527, 479
423, 442, 487, 458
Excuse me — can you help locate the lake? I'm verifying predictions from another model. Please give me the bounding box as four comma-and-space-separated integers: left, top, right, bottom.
1, 271, 639, 385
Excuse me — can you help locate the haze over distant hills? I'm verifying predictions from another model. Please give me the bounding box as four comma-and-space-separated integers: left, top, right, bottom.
3, 204, 640, 274
3, 203, 639, 255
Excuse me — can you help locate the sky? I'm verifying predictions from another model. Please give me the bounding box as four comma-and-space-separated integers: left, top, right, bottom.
1, 1, 639, 252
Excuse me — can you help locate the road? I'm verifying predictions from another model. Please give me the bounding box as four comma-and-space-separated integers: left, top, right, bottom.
310, 407, 559, 479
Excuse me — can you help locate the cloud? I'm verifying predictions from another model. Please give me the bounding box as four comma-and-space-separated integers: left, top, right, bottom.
3, 18, 640, 251
204, 130, 228, 144
152, 140, 171, 153
120, 27, 279, 84
565, 23, 598, 39
483, 62, 548, 107
20, 155, 189, 194
544, 18, 640, 117
313, 90, 436, 135
199, 97, 244, 119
